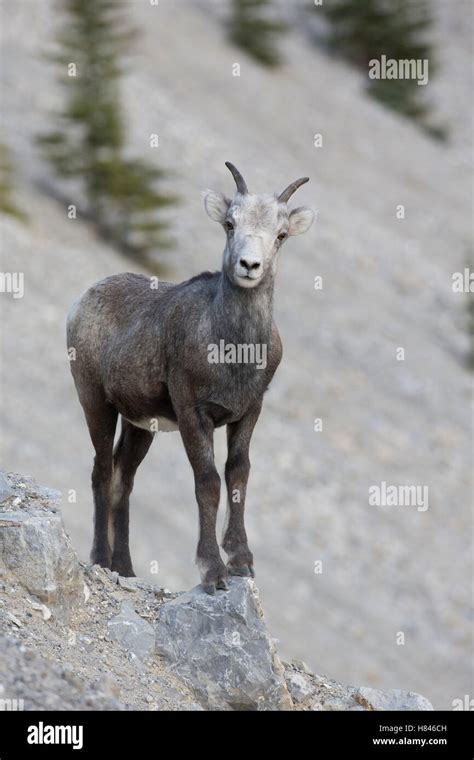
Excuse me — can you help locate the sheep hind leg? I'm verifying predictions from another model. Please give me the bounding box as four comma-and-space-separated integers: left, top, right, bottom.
110, 418, 154, 577
81, 395, 118, 570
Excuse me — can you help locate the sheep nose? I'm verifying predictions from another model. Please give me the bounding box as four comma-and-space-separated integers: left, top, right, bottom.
239, 258, 261, 271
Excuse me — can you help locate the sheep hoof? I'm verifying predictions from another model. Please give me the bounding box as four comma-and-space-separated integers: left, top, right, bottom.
228, 564, 255, 578
201, 577, 229, 594
111, 556, 136, 577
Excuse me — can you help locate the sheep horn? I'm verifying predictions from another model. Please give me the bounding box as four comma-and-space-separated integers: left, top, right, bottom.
278, 177, 309, 203
225, 161, 248, 195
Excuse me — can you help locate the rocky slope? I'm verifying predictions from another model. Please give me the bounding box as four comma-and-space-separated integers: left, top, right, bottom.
0, 0, 472, 708
0, 473, 433, 711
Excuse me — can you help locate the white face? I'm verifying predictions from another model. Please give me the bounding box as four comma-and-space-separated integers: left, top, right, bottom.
204, 191, 314, 289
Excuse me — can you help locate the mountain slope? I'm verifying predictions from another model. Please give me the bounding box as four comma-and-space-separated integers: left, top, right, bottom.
0, 0, 471, 708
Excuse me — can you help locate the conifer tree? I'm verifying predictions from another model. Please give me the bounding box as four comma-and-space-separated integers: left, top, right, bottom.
39, 0, 175, 257
229, 0, 287, 67
321, 0, 435, 124
0, 142, 25, 221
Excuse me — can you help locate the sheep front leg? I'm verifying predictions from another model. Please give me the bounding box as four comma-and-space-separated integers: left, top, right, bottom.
223, 402, 262, 577
178, 408, 228, 594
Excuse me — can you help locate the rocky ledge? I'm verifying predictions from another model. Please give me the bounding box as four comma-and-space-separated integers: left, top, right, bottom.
0, 473, 433, 711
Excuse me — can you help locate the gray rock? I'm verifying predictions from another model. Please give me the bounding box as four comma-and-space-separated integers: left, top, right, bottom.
155, 577, 293, 711
108, 601, 155, 660
0, 634, 128, 711
118, 576, 138, 592
96, 673, 121, 699
176, 701, 204, 711
354, 687, 434, 711
285, 671, 316, 703
0, 490, 82, 605
291, 658, 313, 674
305, 678, 434, 712
0, 472, 14, 504
316, 699, 364, 711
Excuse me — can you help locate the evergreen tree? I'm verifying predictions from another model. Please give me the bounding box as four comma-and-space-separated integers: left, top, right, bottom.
0, 142, 25, 221
229, 0, 287, 67
39, 0, 175, 257
321, 0, 436, 125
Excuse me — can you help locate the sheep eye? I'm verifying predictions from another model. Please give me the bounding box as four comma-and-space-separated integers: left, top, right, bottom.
225, 221, 234, 232
277, 232, 287, 242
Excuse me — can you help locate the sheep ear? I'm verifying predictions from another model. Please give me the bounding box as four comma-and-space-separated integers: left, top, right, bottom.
203, 190, 231, 223
288, 207, 314, 236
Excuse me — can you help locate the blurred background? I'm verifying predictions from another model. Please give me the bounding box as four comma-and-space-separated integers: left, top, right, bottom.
0, 0, 472, 709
